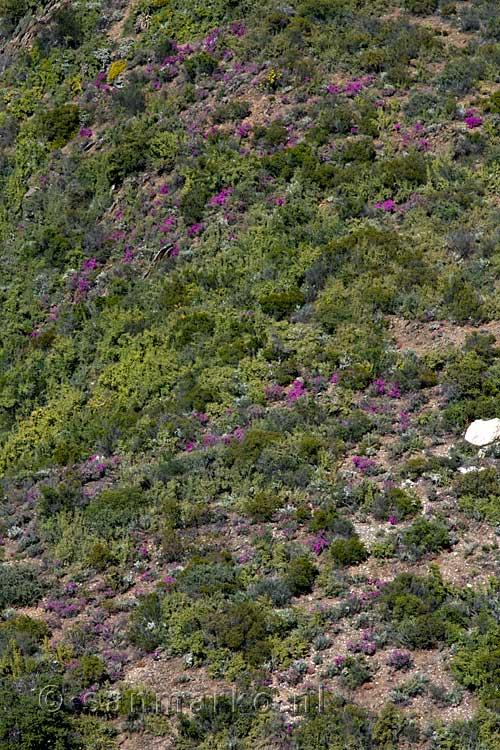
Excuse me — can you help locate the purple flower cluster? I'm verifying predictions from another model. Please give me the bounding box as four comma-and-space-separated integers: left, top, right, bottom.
387, 649, 413, 670
326, 76, 373, 97
347, 629, 377, 656
464, 110, 482, 129
374, 199, 396, 212
312, 534, 329, 555
210, 187, 234, 207
122, 246, 134, 263
371, 378, 401, 398
94, 71, 111, 93
186, 222, 204, 237
265, 384, 285, 401
287, 379, 306, 402
352, 456, 376, 473
45, 598, 85, 618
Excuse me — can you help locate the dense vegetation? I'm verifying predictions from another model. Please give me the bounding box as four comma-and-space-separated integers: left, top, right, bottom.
0, 0, 499, 748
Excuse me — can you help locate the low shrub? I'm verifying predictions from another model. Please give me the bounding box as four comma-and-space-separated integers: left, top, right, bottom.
330, 536, 369, 566
285, 555, 318, 596
0, 564, 46, 609
402, 518, 452, 558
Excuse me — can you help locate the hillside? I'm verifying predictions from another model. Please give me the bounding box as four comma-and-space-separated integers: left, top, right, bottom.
0, 1, 499, 748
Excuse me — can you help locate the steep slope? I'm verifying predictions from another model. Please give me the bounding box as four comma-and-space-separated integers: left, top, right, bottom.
0, 1, 499, 749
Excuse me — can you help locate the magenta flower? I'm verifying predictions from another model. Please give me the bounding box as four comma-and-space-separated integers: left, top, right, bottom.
187, 222, 204, 237
399, 410, 410, 431
394, 123, 401, 132
230, 21, 246, 36
375, 199, 396, 212
193, 410, 209, 424
79, 127, 93, 138
202, 433, 219, 446
388, 383, 401, 398
159, 184, 169, 195
81, 258, 97, 271
184, 441, 196, 452
122, 247, 134, 263
330, 372, 339, 384
464, 112, 482, 129
287, 379, 306, 402
373, 377, 386, 395
388, 516, 397, 525
265, 384, 285, 401
160, 216, 176, 232
237, 123, 251, 138
352, 456, 376, 473
313, 535, 329, 555
210, 187, 234, 207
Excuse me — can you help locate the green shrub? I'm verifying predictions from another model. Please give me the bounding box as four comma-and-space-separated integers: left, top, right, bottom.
402, 518, 452, 558
330, 536, 369, 566
403, 0, 438, 13
184, 52, 218, 81
212, 100, 251, 123
259, 289, 305, 319
0, 0, 32, 30
370, 487, 421, 522
128, 593, 164, 652
86, 542, 118, 571
372, 702, 420, 749
210, 600, 274, 665
0, 615, 49, 656
0, 564, 46, 609
338, 655, 373, 690
176, 555, 240, 598
285, 555, 318, 595
37, 104, 80, 149
242, 492, 282, 522
84, 486, 144, 538
454, 467, 500, 524
294, 695, 372, 750
452, 628, 500, 704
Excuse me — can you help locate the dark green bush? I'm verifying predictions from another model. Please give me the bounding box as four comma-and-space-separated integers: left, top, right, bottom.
128, 592, 164, 652
330, 536, 369, 566
176, 555, 240, 598
212, 100, 251, 123
0, 615, 49, 656
37, 105, 80, 149
454, 467, 500, 523
210, 600, 274, 665
285, 555, 318, 595
84, 486, 144, 537
242, 492, 282, 522
259, 289, 305, 319
294, 694, 372, 750
402, 518, 452, 558
0, 564, 46, 609
371, 487, 421, 522
403, 0, 438, 14
184, 52, 218, 81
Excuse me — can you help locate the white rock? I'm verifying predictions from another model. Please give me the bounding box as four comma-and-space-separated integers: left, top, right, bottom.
464, 418, 500, 446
